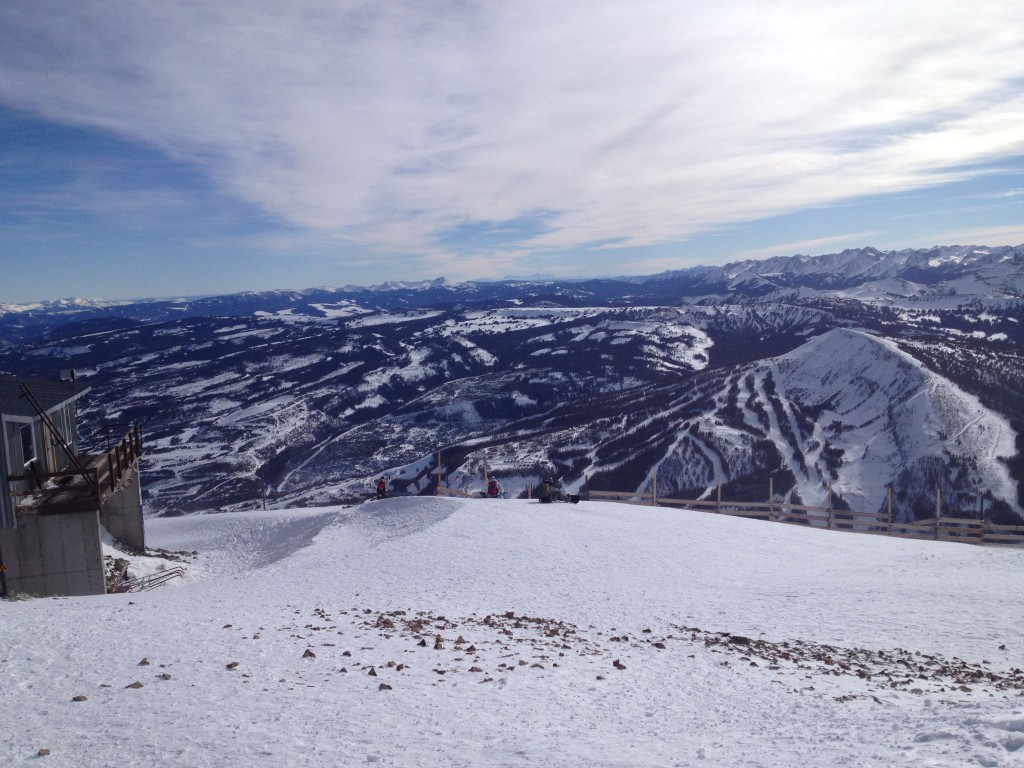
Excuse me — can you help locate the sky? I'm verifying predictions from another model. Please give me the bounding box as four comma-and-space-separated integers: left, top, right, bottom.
3, 497, 1024, 766
1, 0, 1023, 304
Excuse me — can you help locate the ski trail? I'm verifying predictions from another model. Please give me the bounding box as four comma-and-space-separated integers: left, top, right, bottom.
689, 435, 725, 497
278, 417, 374, 491
754, 366, 816, 501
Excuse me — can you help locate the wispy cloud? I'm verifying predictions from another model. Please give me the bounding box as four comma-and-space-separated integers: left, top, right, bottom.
890, 225, 1024, 249
1, 0, 1022, 277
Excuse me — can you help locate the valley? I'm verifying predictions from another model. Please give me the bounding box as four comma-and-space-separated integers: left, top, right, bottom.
1, 245, 1022, 521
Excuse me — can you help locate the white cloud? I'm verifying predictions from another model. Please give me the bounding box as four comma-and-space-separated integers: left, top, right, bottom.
890, 224, 1024, 250
1, 0, 1022, 269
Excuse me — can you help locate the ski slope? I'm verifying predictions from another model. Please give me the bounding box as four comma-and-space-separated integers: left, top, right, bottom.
2, 497, 1024, 767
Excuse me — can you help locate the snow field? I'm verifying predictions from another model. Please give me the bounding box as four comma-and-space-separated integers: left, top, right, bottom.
2, 497, 1023, 767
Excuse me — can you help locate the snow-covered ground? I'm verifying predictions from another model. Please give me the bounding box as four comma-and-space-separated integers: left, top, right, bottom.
3, 497, 1024, 767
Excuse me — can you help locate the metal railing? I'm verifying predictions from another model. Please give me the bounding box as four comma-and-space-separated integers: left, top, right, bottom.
111, 567, 186, 593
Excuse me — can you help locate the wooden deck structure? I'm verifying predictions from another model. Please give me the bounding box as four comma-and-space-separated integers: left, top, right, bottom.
8, 425, 143, 517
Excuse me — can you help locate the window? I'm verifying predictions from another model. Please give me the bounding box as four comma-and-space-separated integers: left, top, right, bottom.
20, 423, 36, 467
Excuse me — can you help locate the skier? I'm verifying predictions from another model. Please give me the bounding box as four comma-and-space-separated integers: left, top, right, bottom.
375, 478, 388, 500
485, 478, 503, 498
537, 476, 579, 504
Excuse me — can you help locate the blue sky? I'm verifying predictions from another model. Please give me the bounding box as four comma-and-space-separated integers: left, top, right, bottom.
1, 1, 1023, 304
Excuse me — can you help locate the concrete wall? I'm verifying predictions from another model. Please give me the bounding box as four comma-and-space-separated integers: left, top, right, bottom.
0, 510, 106, 597
99, 464, 145, 552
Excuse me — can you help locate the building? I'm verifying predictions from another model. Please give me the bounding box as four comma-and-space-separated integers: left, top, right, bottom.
0, 375, 144, 597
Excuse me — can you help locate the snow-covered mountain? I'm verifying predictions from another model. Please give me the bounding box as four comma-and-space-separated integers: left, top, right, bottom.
3, 496, 1023, 766
1, 246, 1022, 519
706, 244, 1024, 302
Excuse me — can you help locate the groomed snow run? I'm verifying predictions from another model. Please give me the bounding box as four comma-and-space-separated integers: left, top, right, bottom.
3, 497, 1024, 767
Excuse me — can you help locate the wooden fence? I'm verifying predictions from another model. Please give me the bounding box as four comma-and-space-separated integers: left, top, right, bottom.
586, 488, 1024, 546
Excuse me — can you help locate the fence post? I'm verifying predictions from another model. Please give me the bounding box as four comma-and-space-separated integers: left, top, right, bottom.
827, 482, 833, 529
887, 486, 893, 535
979, 492, 985, 545
934, 487, 941, 540
652, 471, 658, 507
436, 449, 442, 495
769, 477, 775, 522
716, 480, 721, 514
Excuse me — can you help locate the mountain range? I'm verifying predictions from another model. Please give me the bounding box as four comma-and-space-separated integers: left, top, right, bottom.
1, 244, 1022, 521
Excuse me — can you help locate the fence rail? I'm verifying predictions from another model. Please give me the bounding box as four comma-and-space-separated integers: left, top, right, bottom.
586, 489, 1024, 546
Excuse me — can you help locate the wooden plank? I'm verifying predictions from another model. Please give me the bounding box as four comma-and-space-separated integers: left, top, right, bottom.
936, 519, 984, 527
893, 521, 937, 531
655, 498, 718, 508
801, 511, 831, 522
937, 525, 984, 535
7, 469, 95, 482
715, 500, 772, 510
984, 535, 1024, 545
775, 503, 829, 514
986, 522, 1024, 534
776, 514, 812, 523
438, 487, 472, 498
718, 509, 772, 519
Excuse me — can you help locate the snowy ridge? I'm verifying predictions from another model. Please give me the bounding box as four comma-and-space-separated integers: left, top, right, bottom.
768, 329, 1018, 513
0, 297, 117, 314
3, 496, 1024, 767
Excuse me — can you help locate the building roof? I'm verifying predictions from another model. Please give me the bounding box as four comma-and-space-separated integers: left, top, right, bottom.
0, 375, 92, 418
